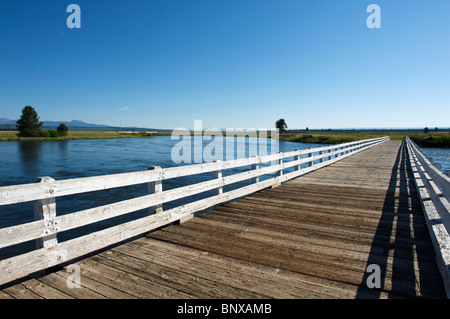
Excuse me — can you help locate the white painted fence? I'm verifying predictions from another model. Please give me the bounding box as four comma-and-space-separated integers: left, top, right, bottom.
405, 137, 450, 297
0, 136, 389, 286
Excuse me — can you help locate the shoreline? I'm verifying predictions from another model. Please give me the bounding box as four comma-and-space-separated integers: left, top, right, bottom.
1, 130, 449, 148
278, 131, 450, 148
0, 131, 160, 142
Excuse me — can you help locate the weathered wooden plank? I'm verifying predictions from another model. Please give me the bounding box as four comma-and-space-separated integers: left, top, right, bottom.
118, 239, 335, 299
192, 215, 436, 277
147, 223, 430, 297
37, 272, 108, 299
161, 215, 428, 283
0, 290, 14, 299
56, 263, 138, 299
101, 247, 265, 298
69, 258, 147, 298
2, 283, 42, 299
196, 207, 436, 262
100, 251, 245, 298
90, 254, 194, 299
214, 199, 429, 241
206, 206, 435, 258
19, 278, 73, 299
129, 237, 397, 299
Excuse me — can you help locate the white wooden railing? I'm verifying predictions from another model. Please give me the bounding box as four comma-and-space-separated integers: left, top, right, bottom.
0, 136, 389, 286
405, 137, 450, 297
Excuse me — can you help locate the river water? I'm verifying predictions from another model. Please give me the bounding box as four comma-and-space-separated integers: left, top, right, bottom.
422, 148, 450, 172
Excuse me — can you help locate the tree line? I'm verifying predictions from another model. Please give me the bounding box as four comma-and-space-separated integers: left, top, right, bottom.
16, 106, 68, 138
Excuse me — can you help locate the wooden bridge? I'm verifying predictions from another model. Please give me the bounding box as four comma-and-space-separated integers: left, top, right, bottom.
0, 136, 449, 299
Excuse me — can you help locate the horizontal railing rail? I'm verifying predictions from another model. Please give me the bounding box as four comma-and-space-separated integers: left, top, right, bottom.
0, 136, 389, 286
405, 136, 450, 297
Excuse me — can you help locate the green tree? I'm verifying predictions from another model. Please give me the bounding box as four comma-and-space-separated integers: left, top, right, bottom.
424, 127, 429, 133
57, 123, 69, 136
16, 106, 43, 137
48, 129, 59, 137
275, 119, 288, 133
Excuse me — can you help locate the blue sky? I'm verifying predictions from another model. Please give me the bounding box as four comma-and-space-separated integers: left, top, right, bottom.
1, 0, 449, 129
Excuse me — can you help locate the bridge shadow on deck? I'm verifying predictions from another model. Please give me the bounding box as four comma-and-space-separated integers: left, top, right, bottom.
356, 140, 446, 298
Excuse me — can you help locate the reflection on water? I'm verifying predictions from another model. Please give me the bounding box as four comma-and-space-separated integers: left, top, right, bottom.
17, 142, 42, 179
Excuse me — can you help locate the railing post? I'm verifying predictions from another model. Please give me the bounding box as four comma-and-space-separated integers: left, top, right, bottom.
307, 149, 313, 167
252, 156, 260, 183
271, 153, 283, 188
319, 149, 324, 163
34, 177, 58, 249
293, 150, 300, 171
148, 166, 163, 214
276, 152, 283, 177
212, 160, 223, 195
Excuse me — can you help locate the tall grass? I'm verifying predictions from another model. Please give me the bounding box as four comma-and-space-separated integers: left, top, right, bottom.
0, 131, 155, 142
279, 130, 450, 148
409, 134, 450, 148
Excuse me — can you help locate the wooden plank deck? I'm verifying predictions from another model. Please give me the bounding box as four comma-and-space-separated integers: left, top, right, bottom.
0, 140, 447, 299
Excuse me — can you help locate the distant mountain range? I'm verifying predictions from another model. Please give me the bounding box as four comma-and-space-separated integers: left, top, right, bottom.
0, 118, 164, 131
1, 118, 108, 127
0, 118, 16, 125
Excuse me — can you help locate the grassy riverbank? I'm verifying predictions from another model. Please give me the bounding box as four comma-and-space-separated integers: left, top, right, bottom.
2, 129, 449, 148
408, 134, 450, 148
0, 130, 157, 142
279, 130, 450, 148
